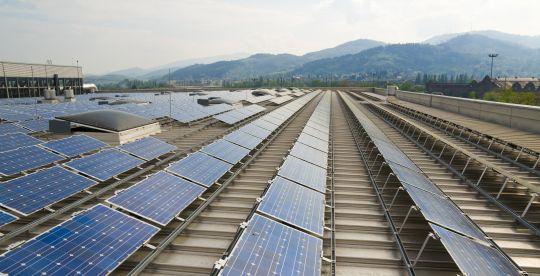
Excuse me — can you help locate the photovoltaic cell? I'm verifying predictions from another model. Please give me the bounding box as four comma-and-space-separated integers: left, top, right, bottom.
223, 131, 263, 150
406, 185, 487, 242
167, 152, 233, 187
118, 136, 177, 160
0, 146, 64, 176
16, 119, 50, 132
0, 204, 159, 276
0, 123, 29, 135
64, 149, 145, 181
107, 171, 205, 226
0, 166, 97, 216
42, 135, 108, 157
297, 132, 328, 153
201, 139, 250, 164
0, 132, 42, 152
251, 119, 278, 132
389, 164, 444, 196
257, 176, 325, 236
238, 124, 271, 140
430, 224, 521, 276
290, 142, 328, 168
302, 126, 329, 142
0, 210, 17, 227
220, 214, 322, 276
278, 156, 327, 193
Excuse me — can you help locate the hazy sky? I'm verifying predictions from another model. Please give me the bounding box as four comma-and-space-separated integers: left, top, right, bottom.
1, 0, 540, 74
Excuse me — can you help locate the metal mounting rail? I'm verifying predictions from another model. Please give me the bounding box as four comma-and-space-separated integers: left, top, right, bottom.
350, 93, 540, 237
386, 101, 540, 176
0, 101, 288, 246
129, 93, 321, 276
338, 92, 416, 276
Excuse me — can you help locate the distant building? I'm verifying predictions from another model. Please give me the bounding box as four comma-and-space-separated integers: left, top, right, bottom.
0, 61, 83, 98
426, 76, 540, 97
83, 83, 98, 93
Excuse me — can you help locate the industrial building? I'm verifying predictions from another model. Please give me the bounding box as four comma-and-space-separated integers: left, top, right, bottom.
0, 88, 539, 275
0, 61, 83, 98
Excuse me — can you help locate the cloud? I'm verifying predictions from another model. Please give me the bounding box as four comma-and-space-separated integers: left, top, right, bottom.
1, 0, 539, 74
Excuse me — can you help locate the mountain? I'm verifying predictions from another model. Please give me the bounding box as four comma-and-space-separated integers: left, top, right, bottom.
425, 30, 540, 49
169, 39, 384, 80
107, 67, 147, 78
170, 53, 305, 80
303, 39, 385, 61
294, 35, 540, 77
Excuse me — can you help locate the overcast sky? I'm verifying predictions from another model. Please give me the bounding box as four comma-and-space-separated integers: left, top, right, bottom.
1, 0, 539, 74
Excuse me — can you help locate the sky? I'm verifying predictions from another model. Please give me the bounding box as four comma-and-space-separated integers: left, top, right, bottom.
1, 0, 540, 74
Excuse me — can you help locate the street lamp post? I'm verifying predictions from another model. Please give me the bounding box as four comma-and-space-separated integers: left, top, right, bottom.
489, 53, 498, 79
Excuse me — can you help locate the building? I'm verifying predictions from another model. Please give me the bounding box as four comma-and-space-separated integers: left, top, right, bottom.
494, 77, 540, 92
0, 61, 83, 98
426, 75, 540, 98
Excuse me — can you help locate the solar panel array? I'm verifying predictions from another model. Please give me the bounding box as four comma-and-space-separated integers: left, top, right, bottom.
0, 146, 64, 176
0, 204, 160, 275
269, 95, 293, 105
214, 104, 266, 125
0, 132, 42, 152
64, 149, 145, 181
42, 134, 107, 157
0, 123, 28, 135
0, 210, 17, 228
0, 166, 97, 216
118, 136, 177, 160
339, 91, 522, 276
220, 91, 329, 275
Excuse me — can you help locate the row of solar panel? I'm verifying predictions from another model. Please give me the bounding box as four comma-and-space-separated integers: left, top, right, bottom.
0, 120, 49, 135
213, 104, 266, 125
107, 92, 319, 227
219, 92, 331, 275
0, 92, 319, 275
339, 91, 521, 276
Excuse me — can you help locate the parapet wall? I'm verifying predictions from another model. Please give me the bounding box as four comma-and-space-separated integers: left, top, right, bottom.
376, 88, 540, 134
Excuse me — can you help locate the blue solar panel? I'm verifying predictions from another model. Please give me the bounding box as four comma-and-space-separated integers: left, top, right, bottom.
388, 164, 444, 196
201, 139, 250, 164
430, 224, 521, 276
118, 136, 177, 160
16, 119, 49, 132
278, 156, 327, 193
0, 166, 97, 216
220, 214, 322, 276
0, 123, 29, 135
257, 176, 325, 236
297, 132, 328, 153
0, 132, 42, 152
302, 126, 329, 142
64, 149, 145, 181
290, 142, 328, 168
42, 135, 108, 157
0, 210, 17, 227
167, 152, 232, 187
107, 171, 205, 226
0, 146, 64, 176
238, 124, 272, 140
223, 131, 263, 150
0, 204, 159, 275
405, 185, 487, 242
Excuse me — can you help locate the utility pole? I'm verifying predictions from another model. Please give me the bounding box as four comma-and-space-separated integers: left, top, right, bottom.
489, 53, 498, 79
76, 60, 80, 95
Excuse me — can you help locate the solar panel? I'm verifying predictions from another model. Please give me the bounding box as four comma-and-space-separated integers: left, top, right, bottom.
0, 210, 17, 227
269, 96, 293, 105
302, 126, 329, 142
405, 185, 487, 242
0, 123, 29, 135
389, 164, 444, 196
201, 139, 251, 164
108, 171, 205, 226
244, 104, 266, 113
251, 119, 279, 132
214, 113, 240, 124
290, 142, 328, 168
0, 146, 64, 176
306, 121, 329, 134
42, 135, 108, 157
278, 156, 327, 193
220, 214, 322, 276
238, 124, 272, 140
16, 119, 49, 132
64, 149, 145, 181
430, 224, 521, 276
0, 166, 97, 216
223, 131, 263, 150
260, 114, 286, 125
257, 176, 325, 236
118, 136, 177, 160
297, 132, 328, 153
0, 132, 42, 152
167, 152, 233, 187
0, 204, 159, 275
